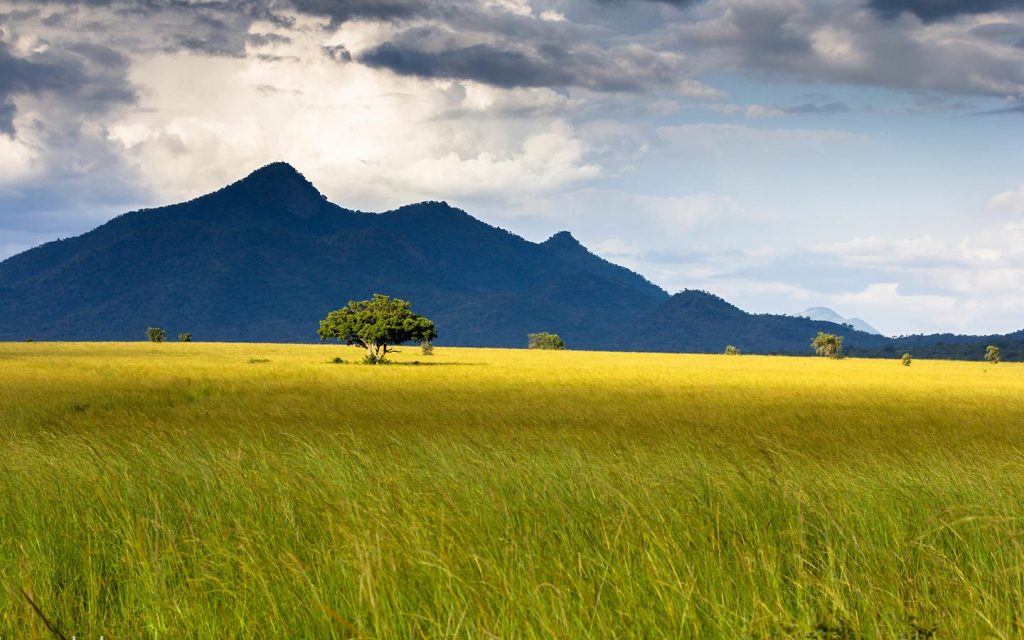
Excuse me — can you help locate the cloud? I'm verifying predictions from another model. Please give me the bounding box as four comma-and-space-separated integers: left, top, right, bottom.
362, 41, 577, 89
989, 185, 1024, 214
359, 24, 691, 92
669, 0, 1024, 98
783, 101, 851, 114
0, 39, 134, 134
94, 40, 601, 209
288, 0, 429, 25
970, 21, 1024, 47
833, 282, 957, 314
974, 101, 1024, 114
868, 0, 1024, 22
657, 122, 860, 149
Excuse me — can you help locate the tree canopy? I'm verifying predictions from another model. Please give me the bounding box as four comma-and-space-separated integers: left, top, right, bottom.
528, 332, 566, 350
985, 345, 1001, 364
811, 332, 843, 359
318, 294, 437, 363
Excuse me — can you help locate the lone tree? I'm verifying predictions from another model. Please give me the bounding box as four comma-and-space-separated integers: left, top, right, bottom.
724, 345, 741, 355
318, 294, 437, 364
179, 332, 192, 342
528, 332, 565, 350
811, 331, 843, 359
902, 353, 912, 366
985, 345, 1001, 364
146, 327, 166, 343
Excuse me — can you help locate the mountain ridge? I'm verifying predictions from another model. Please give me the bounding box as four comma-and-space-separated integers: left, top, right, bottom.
0, 163, 668, 347
1, 162, 1020, 360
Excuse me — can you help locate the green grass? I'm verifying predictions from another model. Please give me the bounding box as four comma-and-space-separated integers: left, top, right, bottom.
2, 342, 1024, 638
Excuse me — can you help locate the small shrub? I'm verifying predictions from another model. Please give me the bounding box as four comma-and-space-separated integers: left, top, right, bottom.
248, 358, 270, 364
146, 327, 166, 343
362, 354, 379, 365
985, 345, 1001, 364
421, 340, 434, 356
178, 332, 192, 342
528, 332, 566, 350
24, 338, 33, 342
330, 357, 345, 364
902, 353, 912, 366
724, 345, 740, 355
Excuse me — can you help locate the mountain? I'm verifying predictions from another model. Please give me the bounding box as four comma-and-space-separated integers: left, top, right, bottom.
1, 162, 1020, 360
540, 231, 663, 298
799, 306, 881, 335
0, 163, 668, 347
633, 291, 890, 354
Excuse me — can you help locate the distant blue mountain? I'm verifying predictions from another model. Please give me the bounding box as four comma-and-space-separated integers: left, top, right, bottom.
799, 306, 881, 335
0, 163, 1020, 359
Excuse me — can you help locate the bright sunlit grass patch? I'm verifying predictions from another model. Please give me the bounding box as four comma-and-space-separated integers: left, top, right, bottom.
2, 342, 1023, 638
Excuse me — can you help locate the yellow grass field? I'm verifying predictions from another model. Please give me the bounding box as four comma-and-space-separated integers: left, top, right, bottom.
2, 342, 1024, 638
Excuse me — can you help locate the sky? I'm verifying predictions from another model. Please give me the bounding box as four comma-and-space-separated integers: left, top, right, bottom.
1, 0, 1023, 336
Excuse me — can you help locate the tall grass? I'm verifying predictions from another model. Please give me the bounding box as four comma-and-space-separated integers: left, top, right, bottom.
1, 342, 1023, 638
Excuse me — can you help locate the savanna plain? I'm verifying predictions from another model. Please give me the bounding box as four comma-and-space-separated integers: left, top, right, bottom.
2, 342, 1024, 639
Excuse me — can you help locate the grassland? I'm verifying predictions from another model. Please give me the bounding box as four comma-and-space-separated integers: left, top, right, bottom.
2, 342, 1024, 638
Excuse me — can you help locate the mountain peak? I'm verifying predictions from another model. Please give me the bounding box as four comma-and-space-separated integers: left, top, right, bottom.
213, 161, 328, 217
391, 200, 460, 214
237, 161, 311, 188
666, 289, 747, 317
541, 230, 584, 249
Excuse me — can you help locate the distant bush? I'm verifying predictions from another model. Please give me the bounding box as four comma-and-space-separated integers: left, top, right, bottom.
248, 358, 270, 364
421, 340, 434, 356
146, 327, 166, 343
811, 332, 843, 359
362, 354, 379, 365
902, 353, 912, 366
25, 338, 33, 342
178, 332, 192, 342
985, 345, 1001, 364
528, 332, 566, 350
331, 357, 345, 364
724, 345, 740, 355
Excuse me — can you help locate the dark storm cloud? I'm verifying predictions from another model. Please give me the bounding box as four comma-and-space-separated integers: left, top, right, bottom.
973, 101, 1024, 114
359, 22, 688, 92
0, 8, 41, 21
362, 42, 577, 89
0, 40, 134, 135
288, 0, 430, 25
0, 100, 15, 135
869, 0, 1024, 22
321, 43, 352, 62
970, 21, 1024, 47
167, 33, 245, 56
6, 0, 413, 29
246, 31, 292, 47
668, 0, 1024, 97
783, 102, 852, 115
594, 0, 705, 6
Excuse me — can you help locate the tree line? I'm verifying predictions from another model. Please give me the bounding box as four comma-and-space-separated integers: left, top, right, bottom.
140, 295, 1007, 364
